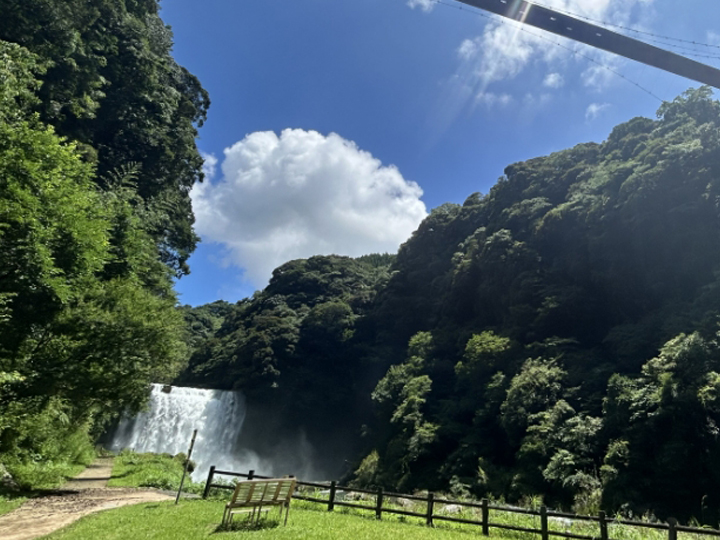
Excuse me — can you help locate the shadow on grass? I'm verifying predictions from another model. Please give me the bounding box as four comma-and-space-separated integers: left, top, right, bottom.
214, 517, 282, 534
1, 487, 82, 499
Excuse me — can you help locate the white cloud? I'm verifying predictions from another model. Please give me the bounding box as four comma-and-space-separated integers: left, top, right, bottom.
476, 92, 513, 108
191, 129, 428, 287
543, 72, 565, 88
523, 93, 552, 108
201, 152, 218, 181
457, 39, 479, 61
580, 48, 624, 91
446, 0, 654, 103
708, 31, 720, 46
407, 0, 434, 12
459, 24, 536, 88
585, 102, 611, 120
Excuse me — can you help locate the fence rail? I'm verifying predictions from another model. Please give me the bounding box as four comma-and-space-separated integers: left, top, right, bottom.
202, 467, 719, 540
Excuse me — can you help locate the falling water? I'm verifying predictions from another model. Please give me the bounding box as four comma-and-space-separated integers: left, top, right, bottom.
110, 384, 269, 480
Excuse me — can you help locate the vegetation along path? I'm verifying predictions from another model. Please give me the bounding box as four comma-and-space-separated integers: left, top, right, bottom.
0, 458, 173, 540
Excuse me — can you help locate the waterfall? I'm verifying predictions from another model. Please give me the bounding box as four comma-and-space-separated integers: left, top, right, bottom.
110, 384, 269, 481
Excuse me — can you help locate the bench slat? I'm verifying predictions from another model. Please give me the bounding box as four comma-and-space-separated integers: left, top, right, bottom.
225, 479, 296, 511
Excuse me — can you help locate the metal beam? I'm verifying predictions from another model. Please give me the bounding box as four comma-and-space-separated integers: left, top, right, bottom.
454, 0, 720, 89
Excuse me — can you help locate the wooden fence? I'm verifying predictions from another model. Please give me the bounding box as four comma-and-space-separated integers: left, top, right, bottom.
202, 466, 720, 540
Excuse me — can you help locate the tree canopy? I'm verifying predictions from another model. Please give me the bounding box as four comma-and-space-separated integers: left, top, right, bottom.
0, 0, 202, 488
0, 0, 209, 275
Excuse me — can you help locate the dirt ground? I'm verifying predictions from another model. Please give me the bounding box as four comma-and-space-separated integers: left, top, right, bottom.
0, 458, 173, 540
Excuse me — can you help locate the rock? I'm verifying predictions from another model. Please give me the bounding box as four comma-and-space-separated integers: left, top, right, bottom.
390, 497, 415, 509
346, 491, 370, 501
0, 463, 19, 491
441, 504, 463, 514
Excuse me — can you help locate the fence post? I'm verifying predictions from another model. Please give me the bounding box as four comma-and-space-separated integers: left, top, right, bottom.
599, 511, 608, 540
426, 493, 434, 527
248, 469, 255, 480
175, 429, 197, 505
540, 505, 549, 540
668, 517, 678, 540
328, 481, 337, 512
376, 487, 384, 520
202, 465, 215, 499
482, 498, 489, 536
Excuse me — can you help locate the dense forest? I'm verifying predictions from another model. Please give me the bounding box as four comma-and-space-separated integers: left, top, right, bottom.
182, 88, 720, 523
0, 0, 207, 487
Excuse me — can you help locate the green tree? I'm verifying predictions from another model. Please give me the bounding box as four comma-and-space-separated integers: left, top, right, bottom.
602, 333, 720, 521
0, 41, 186, 484
0, 0, 210, 274
500, 358, 566, 444
365, 332, 439, 490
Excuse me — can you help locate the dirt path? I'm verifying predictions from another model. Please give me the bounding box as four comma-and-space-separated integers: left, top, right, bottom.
0, 458, 173, 540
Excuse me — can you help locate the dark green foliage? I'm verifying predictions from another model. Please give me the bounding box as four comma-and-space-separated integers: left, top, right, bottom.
0, 0, 210, 275
178, 255, 395, 473
0, 36, 188, 490
0, 0, 204, 489
179, 301, 233, 356
356, 87, 720, 520
602, 333, 720, 521
182, 255, 394, 393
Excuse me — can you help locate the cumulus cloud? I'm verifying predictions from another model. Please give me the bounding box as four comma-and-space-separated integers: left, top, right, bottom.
586, 102, 611, 120
192, 129, 428, 287
543, 72, 565, 88
446, 0, 654, 102
408, 0, 435, 12
201, 152, 218, 181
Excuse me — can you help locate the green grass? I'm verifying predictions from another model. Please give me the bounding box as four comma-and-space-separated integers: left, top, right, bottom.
108, 450, 202, 493
37, 494, 696, 540
42, 499, 503, 540
39, 452, 716, 540
0, 495, 26, 516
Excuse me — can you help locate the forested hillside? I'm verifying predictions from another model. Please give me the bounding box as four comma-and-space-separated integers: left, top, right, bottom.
182, 88, 720, 523
359, 87, 720, 522
179, 254, 395, 473
0, 0, 207, 488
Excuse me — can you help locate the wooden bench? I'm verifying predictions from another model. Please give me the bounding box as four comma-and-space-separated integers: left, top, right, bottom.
222, 478, 297, 526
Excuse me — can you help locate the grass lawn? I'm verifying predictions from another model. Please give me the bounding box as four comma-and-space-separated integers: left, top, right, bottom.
36, 453, 687, 540
0, 496, 25, 516
42, 500, 500, 540
107, 450, 204, 494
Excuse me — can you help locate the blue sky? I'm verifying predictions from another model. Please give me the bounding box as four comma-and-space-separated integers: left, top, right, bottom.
164, 0, 720, 306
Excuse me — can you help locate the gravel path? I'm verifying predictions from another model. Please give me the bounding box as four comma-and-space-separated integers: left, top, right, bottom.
0, 458, 173, 540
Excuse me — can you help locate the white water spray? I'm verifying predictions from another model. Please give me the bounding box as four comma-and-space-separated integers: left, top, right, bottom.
110, 384, 269, 480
